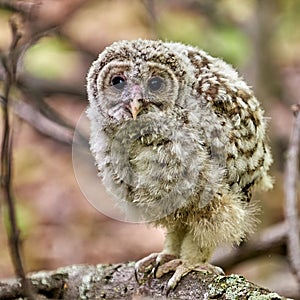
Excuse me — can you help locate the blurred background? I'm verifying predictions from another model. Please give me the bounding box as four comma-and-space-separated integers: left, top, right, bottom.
0, 0, 300, 298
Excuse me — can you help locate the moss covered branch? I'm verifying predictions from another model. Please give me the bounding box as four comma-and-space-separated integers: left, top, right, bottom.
0, 263, 286, 300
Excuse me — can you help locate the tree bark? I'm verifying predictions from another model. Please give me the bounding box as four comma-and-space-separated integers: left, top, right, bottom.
0, 262, 286, 300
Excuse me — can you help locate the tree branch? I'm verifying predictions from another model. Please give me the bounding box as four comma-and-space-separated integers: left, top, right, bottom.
0, 0, 36, 17
284, 104, 300, 287
13, 100, 75, 146
0, 17, 35, 300
0, 263, 286, 300
17, 74, 86, 99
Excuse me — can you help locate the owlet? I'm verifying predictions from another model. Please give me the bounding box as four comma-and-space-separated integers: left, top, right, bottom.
86, 39, 273, 291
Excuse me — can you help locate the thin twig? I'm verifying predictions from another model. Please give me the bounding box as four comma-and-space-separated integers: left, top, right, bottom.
0, 17, 35, 300
13, 100, 79, 146
141, 0, 159, 38
0, 0, 36, 17
284, 103, 300, 287
0, 71, 86, 99
17, 73, 86, 99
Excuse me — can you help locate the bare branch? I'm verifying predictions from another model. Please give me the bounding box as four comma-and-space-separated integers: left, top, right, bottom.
0, 0, 36, 17
141, 0, 159, 38
0, 263, 286, 299
284, 103, 300, 287
0, 17, 35, 300
17, 73, 86, 99
13, 100, 75, 146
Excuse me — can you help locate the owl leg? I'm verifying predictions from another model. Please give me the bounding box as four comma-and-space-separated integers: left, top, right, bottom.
156, 231, 224, 292
134, 228, 185, 282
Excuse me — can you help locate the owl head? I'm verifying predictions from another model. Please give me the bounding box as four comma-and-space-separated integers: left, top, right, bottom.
86, 39, 195, 123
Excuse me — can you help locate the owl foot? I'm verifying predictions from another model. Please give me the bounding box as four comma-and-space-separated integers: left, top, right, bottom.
134, 252, 177, 284
157, 260, 224, 294
135, 254, 224, 294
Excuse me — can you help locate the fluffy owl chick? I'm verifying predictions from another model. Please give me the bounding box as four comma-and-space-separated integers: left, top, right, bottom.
86, 39, 273, 290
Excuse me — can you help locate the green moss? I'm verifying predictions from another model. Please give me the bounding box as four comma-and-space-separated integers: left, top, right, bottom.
208, 275, 284, 300
248, 292, 283, 300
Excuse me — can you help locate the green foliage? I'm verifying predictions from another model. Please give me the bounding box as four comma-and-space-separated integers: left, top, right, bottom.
158, 10, 206, 46
24, 36, 77, 79
158, 10, 249, 67
3, 201, 35, 236
202, 25, 250, 66
274, 0, 300, 63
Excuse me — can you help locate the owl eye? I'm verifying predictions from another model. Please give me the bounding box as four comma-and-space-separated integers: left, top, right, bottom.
111, 75, 126, 90
148, 77, 164, 92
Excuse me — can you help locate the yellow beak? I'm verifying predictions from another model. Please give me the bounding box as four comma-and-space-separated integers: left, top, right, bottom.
129, 98, 143, 120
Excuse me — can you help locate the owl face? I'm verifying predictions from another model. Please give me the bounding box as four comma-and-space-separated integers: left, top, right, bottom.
87, 40, 193, 123
99, 62, 181, 121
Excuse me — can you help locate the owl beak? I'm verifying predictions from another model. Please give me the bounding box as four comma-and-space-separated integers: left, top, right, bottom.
128, 86, 144, 120
129, 98, 143, 120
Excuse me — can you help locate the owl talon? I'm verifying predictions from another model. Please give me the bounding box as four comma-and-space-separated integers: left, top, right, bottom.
155, 258, 182, 278
134, 253, 177, 283
163, 261, 224, 293
135, 252, 159, 283
136, 254, 224, 294
153, 253, 177, 278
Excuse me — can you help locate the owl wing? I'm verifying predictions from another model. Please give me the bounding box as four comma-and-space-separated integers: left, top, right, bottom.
185, 48, 273, 200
